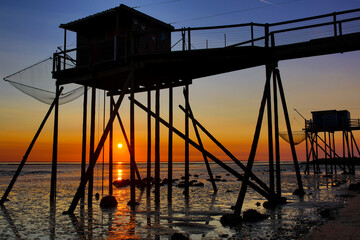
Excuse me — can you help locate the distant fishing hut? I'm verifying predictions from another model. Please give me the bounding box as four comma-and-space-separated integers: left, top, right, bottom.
304, 110, 360, 175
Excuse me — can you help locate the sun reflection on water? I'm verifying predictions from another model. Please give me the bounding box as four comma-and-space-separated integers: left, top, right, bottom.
117, 169, 122, 180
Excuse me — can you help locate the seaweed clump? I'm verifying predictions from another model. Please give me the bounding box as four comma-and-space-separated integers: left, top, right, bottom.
243, 209, 269, 222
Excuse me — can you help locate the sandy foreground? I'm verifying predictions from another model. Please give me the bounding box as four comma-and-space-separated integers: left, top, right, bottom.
301, 194, 360, 240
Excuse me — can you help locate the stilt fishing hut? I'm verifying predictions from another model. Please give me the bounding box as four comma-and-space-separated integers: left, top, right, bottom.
304, 110, 360, 175
3, 5, 360, 220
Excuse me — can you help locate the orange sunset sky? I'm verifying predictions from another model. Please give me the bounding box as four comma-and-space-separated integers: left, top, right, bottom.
1, 0, 360, 163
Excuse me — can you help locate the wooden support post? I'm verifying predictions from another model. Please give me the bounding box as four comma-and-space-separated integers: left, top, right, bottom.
234, 66, 272, 215
0, 88, 63, 205
343, 131, 346, 172
168, 86, 173, 200
50, 84, 60, 203
275, 69, 304, 194
333, 132, 337, 174
155, 87, 160, 204
184, 85, 190, 197
63, 29, 67, 70
273, 66, 281, 195
65, 76, 130, 214
329, 132, 333, 174
129, 62, 136, 206
88, 86, 96, 208
131, 97, 271, 200
304, 132, 310, 174
266, 64, 275, 197
109, 97, 114, 196
81, 86, 87, 180
315, 133, 321, 173
324, 132, 328, 174
147, 90, 152, 193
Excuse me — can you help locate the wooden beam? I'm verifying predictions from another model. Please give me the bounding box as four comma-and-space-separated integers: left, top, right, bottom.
0, 88, 63, 205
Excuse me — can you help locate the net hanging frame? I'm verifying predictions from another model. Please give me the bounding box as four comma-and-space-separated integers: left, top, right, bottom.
3, 57, 85, 105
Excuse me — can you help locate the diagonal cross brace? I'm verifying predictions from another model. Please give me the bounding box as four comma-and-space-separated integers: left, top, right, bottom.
130, 97, 271, 200
178, 105, 271, 194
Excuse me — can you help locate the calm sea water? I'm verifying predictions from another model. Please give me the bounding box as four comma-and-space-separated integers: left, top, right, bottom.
0, 161, 359, 239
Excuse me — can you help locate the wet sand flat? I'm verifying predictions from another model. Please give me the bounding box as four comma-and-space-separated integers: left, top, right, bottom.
301, 194, 360, 240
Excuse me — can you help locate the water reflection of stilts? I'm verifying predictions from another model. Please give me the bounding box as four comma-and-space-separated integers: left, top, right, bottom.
49, 202, 56, 240
1, 205, 22, 239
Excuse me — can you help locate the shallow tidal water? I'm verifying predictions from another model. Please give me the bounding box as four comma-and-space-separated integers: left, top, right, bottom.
0, 161, 359, 239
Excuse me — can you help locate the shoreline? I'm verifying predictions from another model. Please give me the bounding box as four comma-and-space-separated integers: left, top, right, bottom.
301, 193, 360, 240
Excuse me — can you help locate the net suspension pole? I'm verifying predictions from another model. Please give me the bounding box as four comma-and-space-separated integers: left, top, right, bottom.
0, 87, 63, 205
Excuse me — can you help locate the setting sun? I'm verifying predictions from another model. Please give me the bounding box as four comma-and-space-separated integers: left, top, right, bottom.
117, 143, 123, 149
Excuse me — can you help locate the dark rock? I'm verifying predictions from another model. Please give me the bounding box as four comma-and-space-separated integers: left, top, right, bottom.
171, 232, 189, 240
95, 193, 100, 200
226, 173, 230, 176
293, 188, 306, 196
263, 201, 277, 209
348, 182, 360, 191
226, 189, 233, 193
220, 213, 242, 226
127, 200, 139, 206
220, 234, 229, 238
194, 174, 199, 177
319, 208, 337, 219
113, 179, 130, 188
215, 175, 222, 179
243, 209, 269, 222
100, 195, 118, 209
192, 182, 204, 187
255, 202, 261, 207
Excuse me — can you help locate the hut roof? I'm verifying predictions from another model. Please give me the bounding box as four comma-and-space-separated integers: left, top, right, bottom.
60, 4, 174, 32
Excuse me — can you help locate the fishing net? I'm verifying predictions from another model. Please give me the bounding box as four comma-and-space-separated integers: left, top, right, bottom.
279, 130, 306, 145
3, 57, 84, 105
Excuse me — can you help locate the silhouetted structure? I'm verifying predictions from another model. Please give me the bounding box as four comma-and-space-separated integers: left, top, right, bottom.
304, 110, 360, 175
2, 5, 360, 217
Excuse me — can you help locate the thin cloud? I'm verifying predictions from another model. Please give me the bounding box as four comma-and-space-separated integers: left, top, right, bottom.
260, 0, 275, 5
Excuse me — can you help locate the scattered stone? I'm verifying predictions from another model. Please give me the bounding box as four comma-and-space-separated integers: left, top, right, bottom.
263, 201, 277, 209
348, 182, 360, 191
113, 179, 130, 188
243, 209, 269, 222
319, 208, 338, 220
263, 197, 287, 209
177, 180, 204, 188
220, 213, 242, 226
293, 188, 306, 196
192, 182, 204, 187
171, 232, 189, 240
127, 200, 139, 206
100, 195, 118, 209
